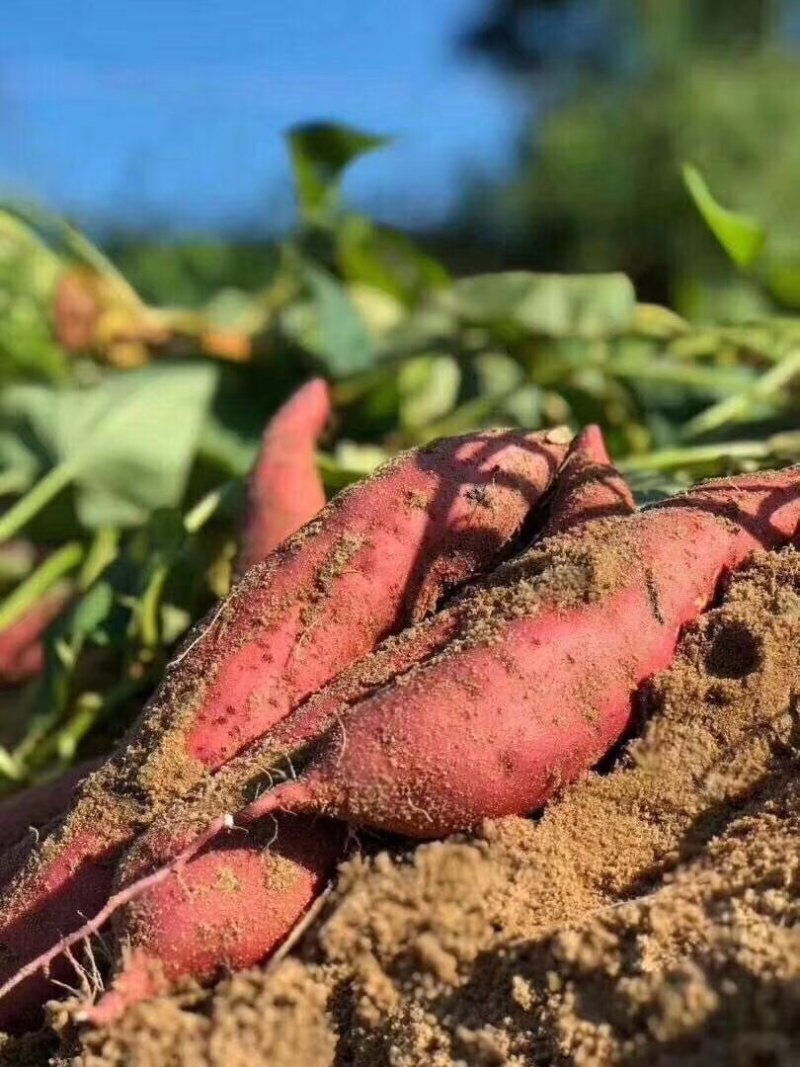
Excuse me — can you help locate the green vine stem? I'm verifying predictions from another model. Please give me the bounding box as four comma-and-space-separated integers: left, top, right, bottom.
0, 541, 83, 631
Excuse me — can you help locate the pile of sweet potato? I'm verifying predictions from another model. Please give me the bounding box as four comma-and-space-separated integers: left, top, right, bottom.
0, 378, 797, 1033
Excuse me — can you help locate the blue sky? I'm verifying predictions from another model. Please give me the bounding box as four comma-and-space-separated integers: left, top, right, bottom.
1, 1, 523, 233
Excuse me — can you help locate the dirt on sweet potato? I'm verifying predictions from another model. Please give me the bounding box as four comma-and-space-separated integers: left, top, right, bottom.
36, 546, 799, 1067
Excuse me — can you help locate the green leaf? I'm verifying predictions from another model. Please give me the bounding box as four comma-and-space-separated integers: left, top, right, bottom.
69, 365, 218, 528
198, 412, 257, 479
1, 201, 143, 306
337, 216, 449, 304
348, 284, 405, 336
379, 302, 457, 359
283, 266, 375, 377
398, 355, 461, 430
287, 123, 390, 226
0, 364, 218, 538
442, 272, 636, 338
203, 287, 263, 331
318, 443, 388, 492
764, 263, 800, 310
682, 164, 766, 270
474, 353, 524, 398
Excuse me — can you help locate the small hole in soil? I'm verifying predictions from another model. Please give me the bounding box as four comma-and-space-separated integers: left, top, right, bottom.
706, 621, 762, 679
705, 682, 733, 707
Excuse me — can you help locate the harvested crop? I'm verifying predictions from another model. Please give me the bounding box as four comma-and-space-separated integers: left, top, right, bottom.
0, 760, 102, 852
227, 467, 799, 838
538, 424, 635, 537
46, 427, 640, 1022
0, 426, 569, 1026
87, 815, 345, 1027
237, 378, 331, 572
0, 585, 73, 687
8, 433, 796, 1033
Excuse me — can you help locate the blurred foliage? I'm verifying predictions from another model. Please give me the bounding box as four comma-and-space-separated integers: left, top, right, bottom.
1, 123, 800, 795
458, 0, 800, 314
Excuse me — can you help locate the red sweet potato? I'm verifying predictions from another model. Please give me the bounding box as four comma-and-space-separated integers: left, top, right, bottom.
155, 422, 637, 808
166, 425, 572, 770
86, 815, 345, 1028
538, 425, 635, 538
0, 760, 103, 852
0, 584, 72, 687
237, 378, 331, 573
225, 466, 800, 838
0, 426, 570, 1027
115, 426, 630, 860
197, 423, 637, 786
76, 428, 636, 1024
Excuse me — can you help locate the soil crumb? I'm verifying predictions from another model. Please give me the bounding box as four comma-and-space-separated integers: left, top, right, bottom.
50, 550, 800, 1064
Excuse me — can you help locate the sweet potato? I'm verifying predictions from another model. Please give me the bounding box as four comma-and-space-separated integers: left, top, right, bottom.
161, 426, 572, 770
143, 422, 637, 822
237, 378, 331, 573
86, 815, 345, 1027
221, 466, 800, 838
0, 426, 570, 1027
0, 760, 103, 852
191, 422, 637, 799
112, 425, 629, 860
74, 427, 636, 1023
0, 585, 72, 687
538, 425, 635, 537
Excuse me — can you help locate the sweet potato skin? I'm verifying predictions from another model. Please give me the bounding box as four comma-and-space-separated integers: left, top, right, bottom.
0, 585, 72, 687
237, 378, 331, 572
238, 467, 800, 838
538, 425, 635, 538
87, 815, 344, 1028
182, 427, 571, 768
112, 426, 628, 850
0, 827, 120, 1028
0, 760, 103, 852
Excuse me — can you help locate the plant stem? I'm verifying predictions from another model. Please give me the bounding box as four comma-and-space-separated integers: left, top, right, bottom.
139, 565, 168, 648
0, 541, 83, 631
0, 462, 75, 544
184, 482, 235, 534
681, 347, 800, 440
619, 433, 800, 475
79, 528, 119, 590
609, 355, 752, 392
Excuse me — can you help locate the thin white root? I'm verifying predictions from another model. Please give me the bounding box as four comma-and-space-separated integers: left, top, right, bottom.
262, 815, 280, 851
265, 884, 332, 974
51, 944, 98, 1002
82, 937, 105, 997
77, 913, 112, 964
169, 600, 227, 668
50, 977, 82, 999
0, 813, 234, 1007
284, 754, 298, 782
